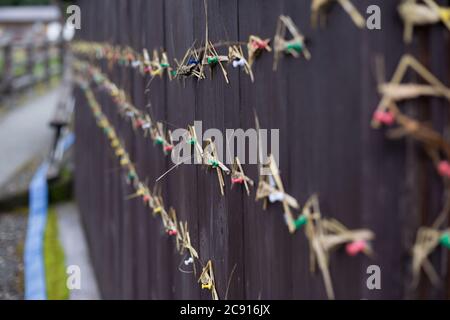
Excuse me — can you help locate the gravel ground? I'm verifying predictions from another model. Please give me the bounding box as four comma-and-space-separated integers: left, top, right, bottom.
0, 212, 27, 300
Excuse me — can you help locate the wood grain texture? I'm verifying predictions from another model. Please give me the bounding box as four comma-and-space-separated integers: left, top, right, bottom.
74, 0, 450, 299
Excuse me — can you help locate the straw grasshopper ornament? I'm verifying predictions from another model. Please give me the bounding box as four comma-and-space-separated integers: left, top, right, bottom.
150, 195, 175, 236
186, 124, 204, 164
203, 139, 230, 196
255, 154, 300, 233
254, 112, 299, 233
399, 0, 450, 43
166, 208, 179, 242
411, 198, 450, 288
247, 35, 271, 68
149, 49, 164, 78
178, 221, 199, 274
149, 185, 165, 217
300, 195, 375, 300
230, 157, 254, 196
198, 0, 228, 83
228, 45, 254, 82
151, 122, 174, 155
115, 145, 126, 158
126, 181, 152, 207
123, 46, 136, 66
139, 114, 153, 137
157, 204, 171, 231
125, 164, 139, 188
311, 0, 366, 29
161, 51, 175, 80
273, 15, 311, 71
174, 45, 205, 80
131, 112, 147, 131
199, 260, 219, 300
372, 54, 450, 129
372, 55, 450, 177
412, 226, 450, 287
202, 41, 229, 83
142, 48, 152, 75
120, 153, 131, 168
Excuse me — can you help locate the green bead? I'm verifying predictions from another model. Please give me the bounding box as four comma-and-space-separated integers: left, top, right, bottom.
160, 63, 170, 68
209, 160, 219, 168
294, 215, 307, 229
286, 42, 303, 53
128, 171, 136, 180
156, 137, 164, 145
440, 232, 450, 249
171, 70, 177, 76
207, 56, 218, 64
188, 138, 196, 145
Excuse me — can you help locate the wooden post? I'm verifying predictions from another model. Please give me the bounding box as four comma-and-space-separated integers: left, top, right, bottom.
26, 42, 35, 86
1, 41, 13, 94
59, 40, 66, 76
43, 41, 51, 83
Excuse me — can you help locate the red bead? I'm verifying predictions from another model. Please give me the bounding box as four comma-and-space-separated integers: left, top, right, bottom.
164, 145, 173, 152
232, 178, 244, 184
168, 229, 177, 236
143, 195, 151, 203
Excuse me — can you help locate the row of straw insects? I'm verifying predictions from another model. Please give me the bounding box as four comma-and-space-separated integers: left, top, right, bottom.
371, 53, 450, 288
75, 60, 375, 300
72, 14, 312, 86
76, 79, 221, 300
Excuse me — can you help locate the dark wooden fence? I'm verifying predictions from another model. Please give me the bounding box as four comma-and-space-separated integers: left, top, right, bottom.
73, 0, 450, 299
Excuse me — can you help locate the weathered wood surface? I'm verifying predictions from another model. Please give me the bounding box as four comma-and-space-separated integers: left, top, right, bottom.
74, 0, 450, 299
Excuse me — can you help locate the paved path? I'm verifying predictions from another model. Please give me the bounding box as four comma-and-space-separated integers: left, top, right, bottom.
0, 89, 60, 188
56, 203, 100, 300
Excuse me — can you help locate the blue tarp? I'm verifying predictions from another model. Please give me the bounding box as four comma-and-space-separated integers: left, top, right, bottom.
24, 161, 49, 300
24, 132, 75, 300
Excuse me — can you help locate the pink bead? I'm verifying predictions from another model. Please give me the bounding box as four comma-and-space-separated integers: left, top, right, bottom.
438, 161, 450, 177
135, 119, 144, 127
346, 240, 367, 256
168, 229, 177, 236
382, 111, 395, 125
254, 40, 269, 49
373, 110, 395, 125
232, 178, 244, 184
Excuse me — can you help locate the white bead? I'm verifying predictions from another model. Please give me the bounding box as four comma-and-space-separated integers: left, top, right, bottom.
269, 191, 285, 203
232, 58, 246, 68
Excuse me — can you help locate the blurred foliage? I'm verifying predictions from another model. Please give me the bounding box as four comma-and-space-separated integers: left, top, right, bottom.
44, 207, 69, 300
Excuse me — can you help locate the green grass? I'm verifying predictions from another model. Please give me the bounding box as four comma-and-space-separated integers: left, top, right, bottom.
44, 208, 69, 300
